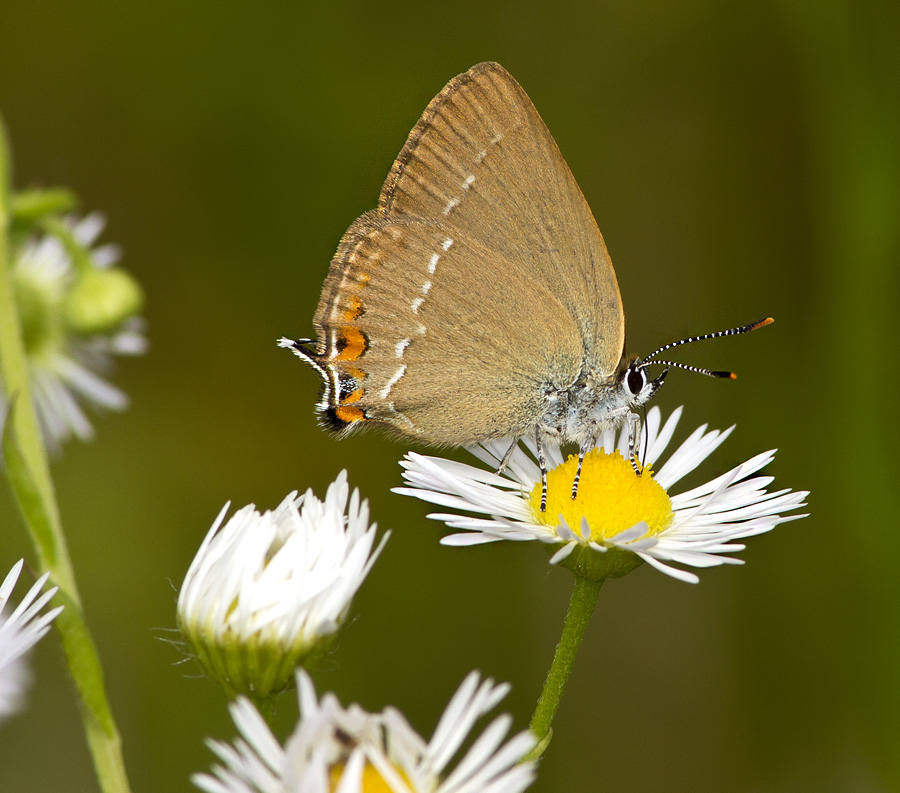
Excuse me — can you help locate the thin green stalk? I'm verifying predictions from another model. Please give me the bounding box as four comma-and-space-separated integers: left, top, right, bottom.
0, 117, 133, 793
254, 696, 278, 729
527, 574, 603, 761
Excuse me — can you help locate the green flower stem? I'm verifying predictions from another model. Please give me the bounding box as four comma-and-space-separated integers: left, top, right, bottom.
527, 574, 604, 760
255, 696, 278, 729
0, 118, 133, 793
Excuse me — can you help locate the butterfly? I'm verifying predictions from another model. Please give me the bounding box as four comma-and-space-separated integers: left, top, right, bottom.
281, 62, 770, 507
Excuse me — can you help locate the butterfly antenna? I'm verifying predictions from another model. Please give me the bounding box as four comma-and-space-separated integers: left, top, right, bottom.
643, 360, 737, 379
639, 317, 773, 378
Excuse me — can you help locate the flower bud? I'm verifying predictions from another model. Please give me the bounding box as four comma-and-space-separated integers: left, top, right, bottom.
63, 267, 143, 336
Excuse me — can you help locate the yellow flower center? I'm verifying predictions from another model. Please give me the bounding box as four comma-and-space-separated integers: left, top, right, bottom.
529, 449, 673, 542
330, 762, 407, 792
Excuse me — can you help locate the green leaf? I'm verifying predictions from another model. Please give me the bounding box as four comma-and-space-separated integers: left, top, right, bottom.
11, 187, 79, 227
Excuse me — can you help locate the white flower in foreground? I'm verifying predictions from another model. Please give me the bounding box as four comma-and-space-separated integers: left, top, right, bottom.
0, 560, 63, 723
193, 669, 537, 793
178, 471, 389, 699
395, 406, 809, 584
2, 212, 146, 450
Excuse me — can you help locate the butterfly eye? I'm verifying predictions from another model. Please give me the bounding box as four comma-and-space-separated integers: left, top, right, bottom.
626, 367, 646, 396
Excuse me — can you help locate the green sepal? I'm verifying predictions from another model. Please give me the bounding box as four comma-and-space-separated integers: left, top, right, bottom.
553, 542, 645, 582
178, 614, 339, 703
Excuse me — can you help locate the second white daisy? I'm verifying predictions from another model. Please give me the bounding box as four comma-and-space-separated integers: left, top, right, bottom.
193, 669, 537, 793
395, 406, 808, 584
177, 471, 389, 699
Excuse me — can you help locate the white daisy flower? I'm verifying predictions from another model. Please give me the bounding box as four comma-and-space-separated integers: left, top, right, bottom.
177, 471, 389, 699
192, 669, 537, 793
0, 559, 64, 722
394, 406, 809, 584
2, 212, 146, 450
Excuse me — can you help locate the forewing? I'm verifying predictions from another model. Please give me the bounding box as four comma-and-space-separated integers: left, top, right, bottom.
379, 61, 625, 374
311, 214, 583, 445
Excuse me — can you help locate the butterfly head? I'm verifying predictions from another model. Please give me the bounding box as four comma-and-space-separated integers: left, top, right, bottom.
617, 355, 669, 413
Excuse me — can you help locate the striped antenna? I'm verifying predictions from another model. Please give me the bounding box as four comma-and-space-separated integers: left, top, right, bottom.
640, 317, 773, 366
642, 360, 737, 379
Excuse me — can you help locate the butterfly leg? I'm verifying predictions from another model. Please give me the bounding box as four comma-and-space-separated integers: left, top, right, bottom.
571, 448, 586, 501
627, 413, 641, 476
536, 428, 548, 512
496, 437, 518, 474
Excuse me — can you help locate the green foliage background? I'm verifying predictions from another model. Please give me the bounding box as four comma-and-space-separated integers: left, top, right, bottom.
1, 2, 897, 791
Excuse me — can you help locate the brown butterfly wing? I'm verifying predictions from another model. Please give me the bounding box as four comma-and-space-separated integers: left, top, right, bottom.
378, 61, 625, 376
302, 62, 622, 444
311, 213, 583, 445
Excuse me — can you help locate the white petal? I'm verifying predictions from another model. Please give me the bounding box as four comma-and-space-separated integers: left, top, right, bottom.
394, 407, 807, 584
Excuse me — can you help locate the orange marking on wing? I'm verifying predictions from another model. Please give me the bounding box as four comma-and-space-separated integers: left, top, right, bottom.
344, 366, 366, 381
336, 327, 367, 361
342, 295, 364, 321
341, 388, 365, 404
334, 405, 366, 423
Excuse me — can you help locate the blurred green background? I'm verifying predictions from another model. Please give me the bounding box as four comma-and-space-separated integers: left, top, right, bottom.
1, 1, 898, 791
